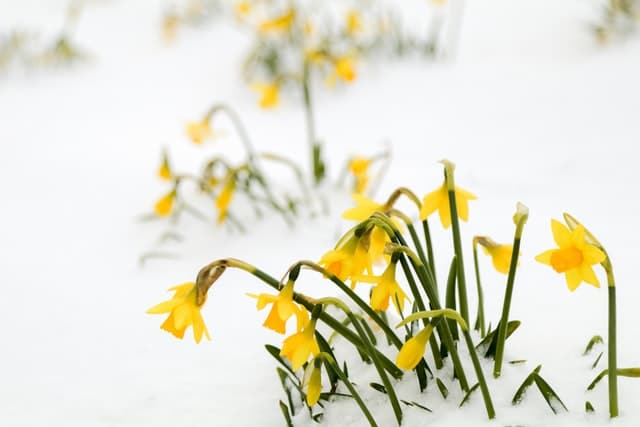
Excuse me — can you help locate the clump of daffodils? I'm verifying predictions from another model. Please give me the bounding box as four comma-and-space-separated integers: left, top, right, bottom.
148, 160, 638, 424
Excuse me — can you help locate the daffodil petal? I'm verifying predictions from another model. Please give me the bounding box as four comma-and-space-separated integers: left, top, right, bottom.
551, 219, 572, 248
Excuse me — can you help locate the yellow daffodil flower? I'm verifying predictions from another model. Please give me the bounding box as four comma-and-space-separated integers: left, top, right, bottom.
252, 82, 279, 109
154, 190, 176, 217
158, 152, 172, 180
234, 1, 251, 17
259, 8, 295, 33
476, 236, 513, 274
319, 235, 372, 288
280, 319, 320, 370
303, 360, 322, 406
420, 183, 476, 228
334, 56, 356, 83
342, 193, 383, 221
215, 178, 235, 223
346, 11, 363, 35
535, 219, 606, 291
147, 282, 210, 343
185, 119, 214, 144
396, 324, 434, 370
357, 262, 409, 313
348, 156, 369, 193
247, 281, 308, 334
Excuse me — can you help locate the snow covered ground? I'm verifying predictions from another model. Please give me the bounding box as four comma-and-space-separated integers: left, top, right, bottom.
1, 0, 639, 426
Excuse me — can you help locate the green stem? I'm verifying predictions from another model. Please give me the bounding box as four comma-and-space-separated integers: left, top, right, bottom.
422, 219, 437, 293
472, 241, 486, 337
607, 269, 619, 418
447, 186, 470, 325
493, 229, 524, 378
302, 62, 323, 185
319, 353, 378, 427
462, 330, 496, 419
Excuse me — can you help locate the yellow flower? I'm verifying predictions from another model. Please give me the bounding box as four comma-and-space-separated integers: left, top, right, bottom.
147, 282, 211, 343
280, 319, 320, 371
234, 1, 251, 16
476, 236, 513, 274
259, 8, 295, 33
154, 190, 176, 217
348, 156, 369, 193
396, 324, 434, 370
335, 56, 356, 82
342, 193, 383, 222
247, 281, 308, 334
358, 262, 409, 313
185, 119, 213, 144
215, 178, 235, 223
158, 152, 172, 180
318, 235, 372, 288
252, 82, 279, 109
535, 219, 606, 291
346, 10, 363, 35
420, 183, 476, 228
303, 360, 322, 406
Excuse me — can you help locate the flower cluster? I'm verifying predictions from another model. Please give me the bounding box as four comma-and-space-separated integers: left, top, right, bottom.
148, 160, 637, 424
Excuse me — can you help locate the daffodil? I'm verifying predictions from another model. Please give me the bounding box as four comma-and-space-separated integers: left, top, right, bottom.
420, 183, 476, 228
185, 119, 213, 144
476, 236, 513, 274
318, 235, 372, 288
147, 282, 211, 343
334, 56, 357, 83
342, 193, 383, 221
396, 324, 434, 370
303, 359, 322, 406
535, 219, 606, 291
234, 1, 251, 17
280, 319, 320, 370
215, 178, 235, 223
154, 190, 176, 217
247, 281, 308, 334
259, 8, 295, 33
158, 152, 172, 180
348, 156, 369, 193
252, 82, 279, 109
346, 10, 363, 35
358, 262, 409, 313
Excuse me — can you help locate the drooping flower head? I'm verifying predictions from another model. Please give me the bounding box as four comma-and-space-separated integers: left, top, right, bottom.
357, 262, 409, 313
216, 177, 236, 223
318, 233, 373, 288
247, 280, 308, 334
396, 324, 434, 371
147, 282, 211, 343
185, 118, 214, 144
252, 82, 280, 109
347, 156, 370, 194
303, 358, 323, 406
154, 190, 176, 217
535, 219, 606, 291
280, 319, 320, 371
476, 236, 514, 274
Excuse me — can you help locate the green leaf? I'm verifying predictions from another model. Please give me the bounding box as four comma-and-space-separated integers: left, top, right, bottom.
400, 400, 432, 413
591, 352, 603, 370
583, 335, 604, 355
312, 412, 324, 423
533, 373, 568, 414
585, 401, 595, 413
358, 316, 378, 347
588, 368, 640, 390
445, 257, 459, 340
277, 368, 297, 415
315, 332, 339, 391
369, 382, 387, 394
436, 378, 449, 399
509, 360, 527, 365
459, 383, 480, 407
279, 400, 294, 427
512, 365, 542, 405
477, 320, 521, 359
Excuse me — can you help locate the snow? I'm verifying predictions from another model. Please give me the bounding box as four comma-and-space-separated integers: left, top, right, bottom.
1, 0, 639, 426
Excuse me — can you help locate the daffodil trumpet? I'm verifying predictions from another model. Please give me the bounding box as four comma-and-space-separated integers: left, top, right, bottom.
316, 297, 402, 426
397, 310, 496, 420
193, 258, 403, 379
493, 203, 529, 378
562, 213, 619, 418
